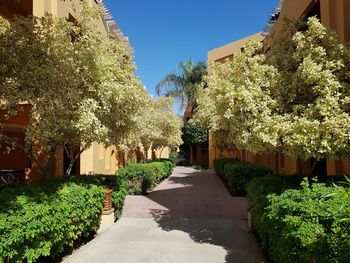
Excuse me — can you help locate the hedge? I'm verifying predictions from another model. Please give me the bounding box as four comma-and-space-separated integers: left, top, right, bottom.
0, 180, 105, 263
246, 174, 303, 248
247, 176, 350, 263
214, 158, 271, 195
68, 174, 128, 219
153, 158, 175, 177
213, 158, 239, 178
117, 159, 175, 195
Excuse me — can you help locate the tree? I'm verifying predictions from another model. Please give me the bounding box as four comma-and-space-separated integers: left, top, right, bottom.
155, 61, 207, 114
195, 40, 281, 154
195, 17, 350, 174
273, 17, 350, 173
182, 120, 208, 163
134, 97, 183, 159
0, 4, 149, 177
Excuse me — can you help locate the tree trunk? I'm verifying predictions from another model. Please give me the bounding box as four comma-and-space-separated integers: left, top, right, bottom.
145, 149, 148, 161
124, 150, 128, 166
310, 158, 327, 177
189, 145, 193, 164
41, 153, 55, 181
160, 146, 165, 158
64, 144, 88, 176
65, 159, 75, 176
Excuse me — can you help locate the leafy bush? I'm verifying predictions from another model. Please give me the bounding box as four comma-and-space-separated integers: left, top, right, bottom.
264, 180, 350, 263
247, 176, 350, 263
214, 158, 271, 195
223, 161, 272, 195
117, 160, 174, 195
152, 158, 175, 178
213, 158, 239, 178
68, 174, 128, 219
169, 151, 178, 159
0, 180, 105, 263
246, 174, 303, 248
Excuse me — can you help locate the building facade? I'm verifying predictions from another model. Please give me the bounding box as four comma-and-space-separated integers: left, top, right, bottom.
207, 0, 350, 175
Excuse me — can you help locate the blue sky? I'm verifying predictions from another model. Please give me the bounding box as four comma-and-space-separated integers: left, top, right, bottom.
104, 0, 277, 112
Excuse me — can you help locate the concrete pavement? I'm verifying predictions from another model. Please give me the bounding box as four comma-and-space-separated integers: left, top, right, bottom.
63, 167, 265, 263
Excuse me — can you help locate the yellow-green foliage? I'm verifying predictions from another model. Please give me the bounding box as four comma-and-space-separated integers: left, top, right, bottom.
196, 17, 350, 161
125, 96, 183, 156
0, 6, 149, 173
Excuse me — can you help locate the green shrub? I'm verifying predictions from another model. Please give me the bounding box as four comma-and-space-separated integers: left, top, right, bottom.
246, 174, 303, 249
169, 151, 178, 159
151, 158, 175, 178
213, 158, 239, 177
68, 174, 128, 219
247, 176, 350, 263
117, 160, 174, 195
263, 179, 350, 263
222, 161, 272, 195
0, 181, 105, 263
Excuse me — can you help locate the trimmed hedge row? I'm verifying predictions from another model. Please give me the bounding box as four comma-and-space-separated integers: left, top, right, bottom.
213, 158, 239, 177
247, 175, 350, 262
246, 174, 303, 247
0, 180, 105, 263
214, 158, 272, 195
117, 159, 175, 195
215, 158, 350, 262
68, 174, 128, 219
0, 173, 129, 262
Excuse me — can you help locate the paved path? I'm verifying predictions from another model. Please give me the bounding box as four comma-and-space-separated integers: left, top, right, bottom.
64, 167, 265, 263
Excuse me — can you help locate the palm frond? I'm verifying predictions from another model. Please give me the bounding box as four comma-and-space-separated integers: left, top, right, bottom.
155, 60, 208, 111
155, 74, 185, 96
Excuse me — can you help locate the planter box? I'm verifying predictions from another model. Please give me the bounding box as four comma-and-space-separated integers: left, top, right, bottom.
103, 188, 113, 215
97, 188, 115, 234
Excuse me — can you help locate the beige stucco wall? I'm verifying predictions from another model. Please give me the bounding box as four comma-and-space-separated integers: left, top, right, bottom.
142, 146, 170, 160
208, 32, 265, 62
32, 0, 106, 33
80, 142, 118, 174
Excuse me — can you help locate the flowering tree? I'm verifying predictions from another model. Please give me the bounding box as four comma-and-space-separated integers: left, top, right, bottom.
0, 5, 149, 176
195, 40, 281, 154
196, 17, 350, 169
128, 96, 183, 160
275, 17, 350, 161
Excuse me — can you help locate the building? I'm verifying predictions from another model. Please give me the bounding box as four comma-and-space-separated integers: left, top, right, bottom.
208, 32, 265, 63
207, 0, 350, 175
263, 0, 350, 47
0, 0, 144, 182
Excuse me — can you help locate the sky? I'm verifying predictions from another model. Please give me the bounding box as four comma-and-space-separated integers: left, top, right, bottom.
104, 0, 277, 112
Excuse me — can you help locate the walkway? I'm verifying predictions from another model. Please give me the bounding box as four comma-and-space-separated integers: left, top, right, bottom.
64, 167, 265, 263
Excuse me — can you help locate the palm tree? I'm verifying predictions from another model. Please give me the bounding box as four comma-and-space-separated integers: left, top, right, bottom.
155, 61, 207, 115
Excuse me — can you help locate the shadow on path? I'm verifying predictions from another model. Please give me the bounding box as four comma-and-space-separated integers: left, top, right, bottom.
131, 167, 264, 263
